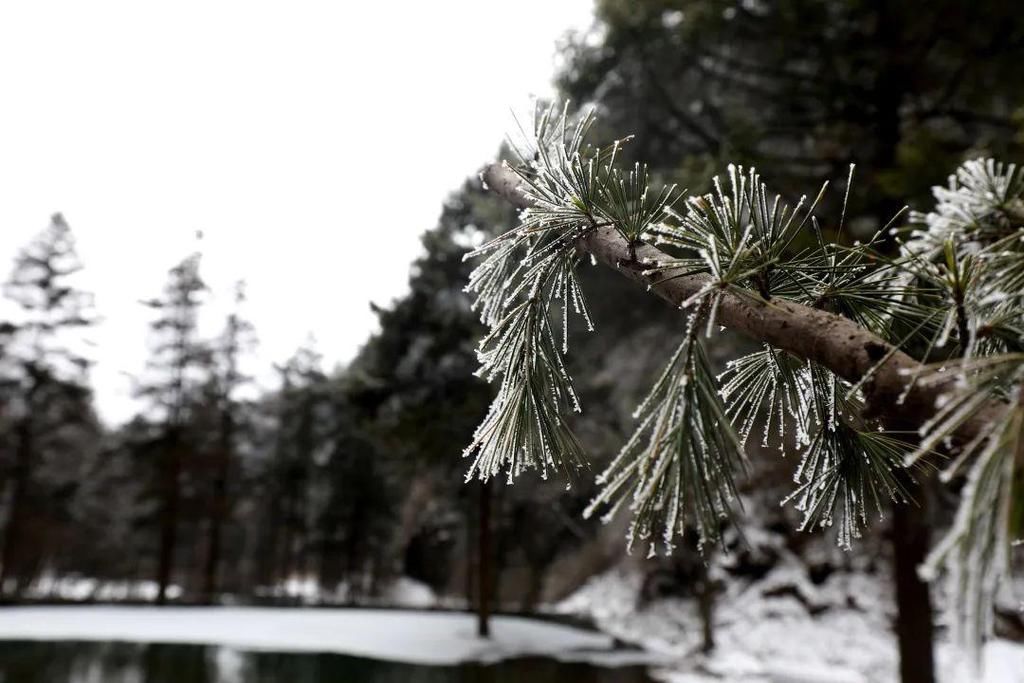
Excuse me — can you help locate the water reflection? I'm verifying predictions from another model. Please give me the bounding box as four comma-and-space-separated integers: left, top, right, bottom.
0, 641, 655, 683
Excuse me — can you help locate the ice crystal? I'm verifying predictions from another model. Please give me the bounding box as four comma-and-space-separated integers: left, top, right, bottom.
466, 105, 1024, 668
784, 424, 912, 550
718, 345, 806, 450
584, 315, 746, 553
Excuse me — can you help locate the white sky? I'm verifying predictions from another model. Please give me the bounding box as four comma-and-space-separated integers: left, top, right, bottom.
0, 0, 594, 425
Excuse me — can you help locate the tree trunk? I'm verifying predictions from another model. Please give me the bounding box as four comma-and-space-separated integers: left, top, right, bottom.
156, 431, 182, 605
477, 479, 492, 638
892, 497, 936, 683
261, 493, 282, 596
520, 569, 544, 614
345, 505, 364, 604
201, 409, 233, 604
465, 502, 475, 610
869, 9, 938, 672
0, 417, 32, 600
697, 574, 716, 654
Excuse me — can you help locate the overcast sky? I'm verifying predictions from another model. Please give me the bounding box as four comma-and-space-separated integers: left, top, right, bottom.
0, 1, 594, 424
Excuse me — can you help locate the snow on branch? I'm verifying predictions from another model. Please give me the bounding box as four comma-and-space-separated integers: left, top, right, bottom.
472, 106, 1023, 664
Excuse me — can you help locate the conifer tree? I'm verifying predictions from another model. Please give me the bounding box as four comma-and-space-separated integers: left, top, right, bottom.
266, 343, 326, 595
559, 5, 1024, 676
138, 251, 207, 604
201, 281, 254, 603
559, 0, 1024, 216
466, 105, 1023, 676
0, 214, 96, 598
316, 384, 395, 601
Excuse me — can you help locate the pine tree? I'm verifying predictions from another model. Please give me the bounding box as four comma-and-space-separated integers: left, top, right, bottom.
0, 214, 97, 599
559, 0, 1024, 218
315, 383, 396, 601
66, 417, 153, 586
266, 343, 326, 597
137, 251, 207, 604
558, 6, 1024, 677
467, 105, 1023, 676
200, 281, 254, 603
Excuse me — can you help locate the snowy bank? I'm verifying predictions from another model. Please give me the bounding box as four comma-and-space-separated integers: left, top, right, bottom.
0, 606, 658, 667
555, 566, 1024, 683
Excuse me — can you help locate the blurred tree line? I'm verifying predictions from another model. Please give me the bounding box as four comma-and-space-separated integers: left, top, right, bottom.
0, 189, 655, 608
556, 3, 1022, 681
0, 6, 1021, 679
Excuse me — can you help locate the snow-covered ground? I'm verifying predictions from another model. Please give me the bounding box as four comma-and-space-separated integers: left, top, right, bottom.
20, 573, 440, 609
19, 574, 183, 603
0, 605, 658, 667
554, 565, 1024, 683
3, 571, 1020, 681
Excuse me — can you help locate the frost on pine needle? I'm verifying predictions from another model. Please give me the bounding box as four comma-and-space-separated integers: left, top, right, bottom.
646, 165, 821, 305
583, 314, 747, 554
463, 102, 689, 486
468, 104, 1024, 667
463, 295, 588, 483
903, 353, 1024, 665
905, 159, 1023, 257
462, 240, 594, 483
784, 424, 913, 551
718, 345, 807, 450
460, 105, 608, 484
598, 161, 681, 253
756, 356, 916, 551
920, 391, 1024, 669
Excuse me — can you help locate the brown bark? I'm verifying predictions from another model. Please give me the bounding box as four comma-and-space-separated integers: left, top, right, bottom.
477, 479, 492, 638
892, 495, 937, 683
480, 162, 1004, 446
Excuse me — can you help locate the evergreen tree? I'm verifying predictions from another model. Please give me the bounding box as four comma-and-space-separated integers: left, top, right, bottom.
558, 0, 1024, 216
66, 417, 154, 586
0, 214, 97, 599
201, 281, 254, 603
315, 383, 395, 601
349, 178, 644, 616
469, 105, 1022, 677
137, 251, 207, 604
555, 6, 1024, 677
265, 343, 326, 596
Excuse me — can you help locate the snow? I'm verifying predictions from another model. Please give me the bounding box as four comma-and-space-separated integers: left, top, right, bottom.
20, 574, 182, 603
25, 572, 443, 611
3, 570, 1021, 681
381, 577, 438, 608
0, 606, 655, 667
554, 565, 1024, 683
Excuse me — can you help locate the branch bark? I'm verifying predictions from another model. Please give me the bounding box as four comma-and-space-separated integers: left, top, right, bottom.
481, 162, 1005, 444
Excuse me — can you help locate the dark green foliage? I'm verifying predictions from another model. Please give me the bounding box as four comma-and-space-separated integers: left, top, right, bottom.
0, 215, 100, 598
559, 0, 1024, 217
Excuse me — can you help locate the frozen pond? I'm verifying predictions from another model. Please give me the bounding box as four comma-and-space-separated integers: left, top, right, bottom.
0, 640, 656, 683
0, 607, 658, 682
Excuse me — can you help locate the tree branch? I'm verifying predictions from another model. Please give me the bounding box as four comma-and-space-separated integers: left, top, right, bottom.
481, 162, 1005, 445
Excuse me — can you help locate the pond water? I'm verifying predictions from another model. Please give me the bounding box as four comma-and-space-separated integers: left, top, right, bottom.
0, 641, 656, 683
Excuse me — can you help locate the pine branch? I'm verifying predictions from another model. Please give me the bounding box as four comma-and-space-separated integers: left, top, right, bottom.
583, 311, 746, 556
480, 161, 1006, 444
